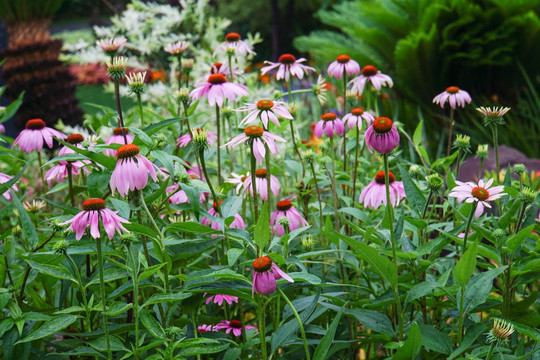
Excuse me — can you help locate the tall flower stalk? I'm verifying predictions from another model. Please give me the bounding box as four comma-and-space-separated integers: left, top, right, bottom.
477, 107, 510, 181
107, 56, 128, 144
96, 236, 112, 359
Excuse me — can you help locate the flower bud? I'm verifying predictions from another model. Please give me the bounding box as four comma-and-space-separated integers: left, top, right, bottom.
302, 150, 315, 165
476, 144, 489, 159
119, 233, 138, 247
126, 71, 146, 95
301, 235, 315, 251
181, 58, 194, 70
106, 56, 128, 80
519, 186, 538, 204
409, 164, 421, 178
153, 133, 167, 149
492, 228, 506, 242
222, 107, 234, 120
191, 128, 209, 153
53, 240, 69, 254
453, 134, 471, 152
12, 225, 22, 236
487, 318, 515, 345
512, 164, 527, 176
426, 174, 444, 192
175, 88, 191, 104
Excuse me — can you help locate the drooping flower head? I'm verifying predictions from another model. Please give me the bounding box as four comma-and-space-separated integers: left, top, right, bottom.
243, 169, 281, 200
433, 86, 472, 109
60, 198, 130, 241
0, 173, 18, 201
104, 128, 135, 157
214, 32, 255, 57
448, 179, 506, 218
260, 54, 315, 81
237, 100, 292, 128
349, 65, 393, 95
50, 134, 91, 179
164, 41, 190, 55
364, 116, 400, 154
225, 172, 250, 195
190, 73, 248, 107
252, 256, 294, 296
201, 201, 245, 231
342, 108, 375, 131
13, 119, 66, 154
214, 320, 257, 336
110, 144, 158, 197
270, 200, 309, 236
205, 294, 239, 306
314, 112, 345, 138
359, 171, 406, 209
96, 37, 127, 55
222, 126, 286, 165
327, 54, 360, 79
176, 130, 217, 148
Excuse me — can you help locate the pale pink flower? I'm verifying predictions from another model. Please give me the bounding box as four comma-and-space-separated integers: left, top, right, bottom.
0, 124, 5, 134
164, 41, 190, 55
364, 117, 400, 154
96, 37, 127, 54
0, 173, 18, 200
13, 119, 66, 153
349, 65, 393, 95
252, 256, 293, 296
104, 128, 134, 157
271, 200, 309, 236
166, 182, 206, 204
214, 32, 254, 57
433, 86, 472, 109
176, 130, 217, 147
314, 112, 345, 138
209, 62, 243, 76
327, 54, 360, 79
110, 144, 158, 197
198, 324, 215, 333
225, 172, 249, 195
237, 99, 292, 128
60, 198, 129, 240
201, 202, 245, 231
342, 107, 375, 131
222, 126, 286, 165
44, 162, 82, 186
260, 53, 315, 81
243, 169, 280, 200
190, 73, 248, 108
449, 179, 506, 218
214, 320, 257, 336
205, 294, 239, 306
359, 171, 406, 209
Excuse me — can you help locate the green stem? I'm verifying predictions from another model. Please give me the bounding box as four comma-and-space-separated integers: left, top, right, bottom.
265, 146, 272, 224
66, 163, 75, 207
329, 137, 339, 230
383, 154, 403, 341
198, 149, 222, 217
127, 246, 140, 359
114, 79, 128, 144
462, 202, 477, 255
250, 142, 259, 223
309, 161, 323, 230
37, 151, 48, 194
227, 53, 234, 83
456, 150, 462, 180
491, 125, 500, 182
96, 237, 112, 360
342, 71, 348, 171
479, 158, 484, 180
287, 80, 305, 178
257, 297, 268, 360
447, 108, 454, 157
278, 288, 311, 360
137, 93, 144, 128
458, 285, 465, 343
351, 127, 360, 205
65, 253, 91, 332
485, 342, 496, 360
216, 105, 222, 186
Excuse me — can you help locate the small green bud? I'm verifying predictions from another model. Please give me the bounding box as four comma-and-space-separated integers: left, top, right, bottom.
12, 225, 22, 236
287, 102, 298, 117
301, 235, 315, 251
409, 164, 421, 178
181, 58, 194, 70
166, 326, 182, 337
302, 150, 315, 165
53, 240, 69, 254
453, 134, 471, 152
106, 56, 127, 80
119, 233, 137, 247
175, 88, 191, 103
278, 216, 290, 227
426, 173, 444, 192
126, 71, 146, 95
511, 180, 520, 191
519, 186, 538, 204
191, 128, 209, 153
492, 228, 506, 242
512, 164, 527, 176
51, 219, 63, 232
476, 144, 489, 159
222, 107, 234, 120
153, 133, 167, 149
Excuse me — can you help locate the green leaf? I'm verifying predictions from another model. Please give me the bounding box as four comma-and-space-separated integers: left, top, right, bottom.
254, 204, 271, 250
16, 315, 77, 344
507, 224, 534, 251
142, 292, 192, 308
140, 308, 165, 339
413, 120, 423, 146
448, 323, 487, 359
430, 151, 458, 171
462, 266, 507, 313
56, 138, 116, 170
104, 302, 132, 316
124, 223, 158, 240
392, 322, 422, 359
397, 164, 425, 214
345, 308, 394, 335
0, 91, 24, 124
26, 260, 76, 282
404, 281, 442, 307
10, 191, 39, 248
86, 171, 111, 198
313, 305, 344, 360
455, 241, 477, 288
138, 263, 165, 282
418, 323, 452, 354
227, 248, 243, 267
166, 222, 219, 234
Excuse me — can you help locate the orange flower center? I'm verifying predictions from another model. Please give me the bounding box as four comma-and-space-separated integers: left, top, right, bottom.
225, 32, 241, 42
213, 200, 223, 210
240, 175, 247, 181
374, 170, 395, 184
446, 86, 460, 94
278, 53, 296, 64
255, 169, 268, 178
336, 54, 350, 63
351, 108, 365, 116
276, 200, 292, 211
372, 117, 393, 133
244, 126, 264, 138
256, 99, 274, 111
210, 63, 223, 74
362, 65, 378, 76
113, 127, 128, 136
472, 187, 489, 201
321, 112, 337, 121
253, 256, 273, 272
82, 198, 106, 211
116, 144, 140, 159
67, 134, 84, 144
26, 118, 46, 130
229, 320, 242, 328
207, 73, 227, 85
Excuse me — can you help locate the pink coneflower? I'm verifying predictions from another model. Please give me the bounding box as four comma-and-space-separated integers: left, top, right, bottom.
13, 119, 66, 154
198, 324, 215, 333
260, 54, 315, 81
176, 129, 217, 147
222, 126, 286, 165
225, 172, 249, 195
60, 198, 130, 240
342, 108, 375, 131
349, 65, 393, 95
166, 182, 206, 204
0, 124, 5, 134
104, 128, 134, 157
364, 117, 400, 154
252, 256, 294, 296
327, 54, 360, 79
205, 294, 239, 306
449, 179, 506, 218
243, 169, 280, 200
201, 201, 245, 231
433, 86, 472, 109
314, 112, 345, 138
164, 41, 190, 55
215, 32, 255, 57
359, 171, 406, 209
214, 320, 257, 336
209, 62, 243, 76
271, 200, 309, 236
0, 173, 18, 200
96, 37, 127, 54
237, 99, 292, 128
110, 144, 158, 197
44, 162, 82, 186
190, 73, 248, 108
